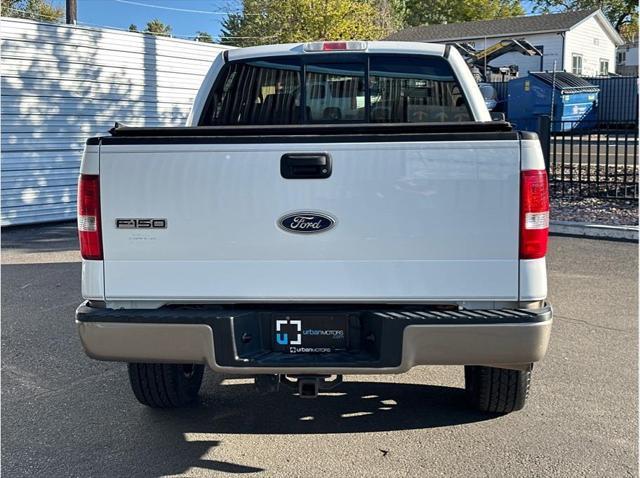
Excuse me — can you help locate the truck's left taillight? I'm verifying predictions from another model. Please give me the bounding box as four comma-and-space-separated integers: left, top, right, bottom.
77, 174, 103, 260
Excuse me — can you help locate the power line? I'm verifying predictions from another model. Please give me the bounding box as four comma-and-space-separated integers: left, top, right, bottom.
5, 7, 274, 40
78, 19, 275, 39
113, 0, 252, 16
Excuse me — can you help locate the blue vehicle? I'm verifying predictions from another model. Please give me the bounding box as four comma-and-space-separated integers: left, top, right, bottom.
479, 83, 498, 111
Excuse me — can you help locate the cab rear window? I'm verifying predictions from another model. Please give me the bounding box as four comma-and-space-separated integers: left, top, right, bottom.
200, 54, 472, 125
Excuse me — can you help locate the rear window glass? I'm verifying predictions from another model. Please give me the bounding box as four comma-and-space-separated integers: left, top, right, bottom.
369, 56, 471, 123
207, 59, 301, 125
200, 54, 472, 125
305, 63, 366, 122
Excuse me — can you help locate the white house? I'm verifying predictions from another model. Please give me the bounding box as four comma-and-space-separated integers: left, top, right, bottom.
388, 9, 624, 77
616, 41, 638, 76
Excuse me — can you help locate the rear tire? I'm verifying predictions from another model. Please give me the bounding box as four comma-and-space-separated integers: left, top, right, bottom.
464, 365, 531, 414
127, 363, 204, 408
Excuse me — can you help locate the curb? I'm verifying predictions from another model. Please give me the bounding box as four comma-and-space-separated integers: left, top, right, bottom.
550, 220, 639, 241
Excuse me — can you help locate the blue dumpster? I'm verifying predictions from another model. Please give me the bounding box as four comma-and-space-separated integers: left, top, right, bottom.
507, 72, 599, 132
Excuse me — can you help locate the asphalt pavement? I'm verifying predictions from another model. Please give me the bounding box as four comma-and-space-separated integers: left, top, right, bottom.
2, 223, 638, 477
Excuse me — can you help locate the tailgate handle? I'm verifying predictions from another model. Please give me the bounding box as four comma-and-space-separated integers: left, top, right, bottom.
281, 153, 331, 179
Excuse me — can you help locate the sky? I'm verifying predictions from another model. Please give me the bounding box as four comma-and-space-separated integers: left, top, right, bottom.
49, 0, 538, 41
51, 0, 236, 39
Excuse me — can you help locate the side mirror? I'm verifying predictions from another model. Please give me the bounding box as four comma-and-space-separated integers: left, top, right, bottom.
491, 112, 506, 121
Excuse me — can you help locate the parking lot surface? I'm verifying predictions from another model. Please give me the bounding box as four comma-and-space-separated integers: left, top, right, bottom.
2, 223, 638, 477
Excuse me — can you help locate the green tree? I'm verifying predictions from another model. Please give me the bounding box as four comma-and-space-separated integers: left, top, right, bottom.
220, 12, 246, 45
144, 18, 172, 36
128, 23, 138, 32
403, 0, 524, 27
220, 0, 392, 47
531, 0, 638, 32
374, 0, 407, 32
195, 30, 214, 43
1, 0, 63, 22
618, 13, 638, 41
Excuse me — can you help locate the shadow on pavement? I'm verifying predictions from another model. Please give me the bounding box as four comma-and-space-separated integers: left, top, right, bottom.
117, 378, 495, 475
189, 377, 492, 435
1, 221, 78, 254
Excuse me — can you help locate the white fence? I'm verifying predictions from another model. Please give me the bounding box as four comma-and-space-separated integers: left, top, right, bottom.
1, 17, 229, 226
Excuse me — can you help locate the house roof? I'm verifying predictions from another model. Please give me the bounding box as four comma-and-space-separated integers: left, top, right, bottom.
387, 9, 623, 45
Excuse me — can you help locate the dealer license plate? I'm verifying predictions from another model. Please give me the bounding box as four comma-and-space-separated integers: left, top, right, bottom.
272, 315, 348, 353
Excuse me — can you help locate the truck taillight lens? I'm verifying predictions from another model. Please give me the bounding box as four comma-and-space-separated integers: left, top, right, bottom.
77, 174, 103, 260
520, 170, 549, 260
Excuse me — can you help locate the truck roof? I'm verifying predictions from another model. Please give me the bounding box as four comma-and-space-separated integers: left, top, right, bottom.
227, 41, 447, 62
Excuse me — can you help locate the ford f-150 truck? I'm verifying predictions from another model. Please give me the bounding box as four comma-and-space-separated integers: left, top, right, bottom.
75, 41, 552, 414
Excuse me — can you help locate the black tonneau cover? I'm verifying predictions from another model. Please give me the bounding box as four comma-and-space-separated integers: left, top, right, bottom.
88, 121, 521, 145
108, 121, 512, 137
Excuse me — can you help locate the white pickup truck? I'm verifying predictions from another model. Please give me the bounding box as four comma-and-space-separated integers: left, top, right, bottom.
75, 41, 552, 414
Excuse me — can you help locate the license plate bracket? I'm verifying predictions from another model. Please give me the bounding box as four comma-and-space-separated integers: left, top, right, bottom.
272, 314, 349, 353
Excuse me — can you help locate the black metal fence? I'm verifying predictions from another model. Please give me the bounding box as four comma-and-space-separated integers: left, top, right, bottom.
582, 76, 638, 125
538, 117, 638, 199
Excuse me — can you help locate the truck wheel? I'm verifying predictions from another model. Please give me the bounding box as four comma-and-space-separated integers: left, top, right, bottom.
127, 363, 204, 408
464, 365, 531, 414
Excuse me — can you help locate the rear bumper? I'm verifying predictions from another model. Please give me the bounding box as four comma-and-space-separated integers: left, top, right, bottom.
75, 303, 552, 374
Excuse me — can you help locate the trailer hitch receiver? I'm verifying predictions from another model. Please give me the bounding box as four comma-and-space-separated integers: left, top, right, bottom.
281, 374, 343, 398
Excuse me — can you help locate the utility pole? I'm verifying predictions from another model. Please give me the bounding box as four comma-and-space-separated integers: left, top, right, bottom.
483, 36, 487, 81
66, 0, 77, 25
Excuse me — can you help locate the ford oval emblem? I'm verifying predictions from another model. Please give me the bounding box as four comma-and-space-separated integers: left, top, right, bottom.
278, 212, 336, 234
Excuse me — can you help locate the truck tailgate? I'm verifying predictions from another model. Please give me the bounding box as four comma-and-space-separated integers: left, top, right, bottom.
99, 137, 520, 302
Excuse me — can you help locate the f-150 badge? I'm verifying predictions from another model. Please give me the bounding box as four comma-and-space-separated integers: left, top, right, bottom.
116, 218, 167, 229
278, 212, 335, 234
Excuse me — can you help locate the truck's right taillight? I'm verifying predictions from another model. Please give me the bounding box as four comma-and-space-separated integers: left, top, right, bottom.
520, 169, 549, 260
77, 174, 103, 260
